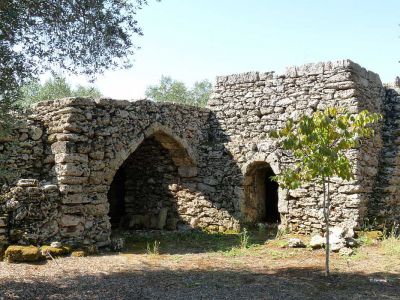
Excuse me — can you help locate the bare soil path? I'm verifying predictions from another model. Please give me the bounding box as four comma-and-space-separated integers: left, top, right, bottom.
0, 231, 399, 299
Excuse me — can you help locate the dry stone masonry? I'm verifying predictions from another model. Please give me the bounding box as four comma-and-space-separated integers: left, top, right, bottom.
0, 59, 399, 247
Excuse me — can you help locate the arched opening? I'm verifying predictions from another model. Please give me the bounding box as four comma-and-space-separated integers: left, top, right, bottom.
107, 131, 197, 231
243, 162, 280, 224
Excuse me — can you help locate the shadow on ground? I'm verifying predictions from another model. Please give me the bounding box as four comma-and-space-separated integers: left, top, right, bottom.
0, 267, 398, 299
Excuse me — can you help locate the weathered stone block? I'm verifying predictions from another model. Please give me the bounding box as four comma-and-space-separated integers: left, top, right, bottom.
178, 166, 198, 178
17, 179, 39, 187
61, 194, 91, 204
61, 214, 82, 227
29, 126, 43, 141
85, 204, 109, 217
60, 224, 84, 237
5, 245, 42, 262
59, 184, 83, 194
58, 176, 88, 185
42, 184, 58, 192
40, 245, 70, 257
56, 163, 88, 177
89, 151, 105, 160
55, 153, 89, 163
51, 141, 75, 154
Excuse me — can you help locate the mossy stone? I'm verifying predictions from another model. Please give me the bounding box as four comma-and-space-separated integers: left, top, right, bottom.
5, 245, 41, 262
40, 245, 71, 257
362, 230, 383, 241
71, 250, 87, 257
223, 229, 240, 235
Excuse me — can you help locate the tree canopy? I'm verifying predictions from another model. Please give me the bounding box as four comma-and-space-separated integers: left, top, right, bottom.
18, 76, 102, 107
145, 76, 212, 107
0, 0, 151, 128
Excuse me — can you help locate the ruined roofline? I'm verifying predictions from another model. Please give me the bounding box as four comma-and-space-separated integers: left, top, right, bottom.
215, 59, 382, 86
33, 97, 211, 111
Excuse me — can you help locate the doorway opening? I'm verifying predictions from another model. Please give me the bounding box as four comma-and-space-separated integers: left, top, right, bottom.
108, 168, 126, 228
243, 162, 280, 224
262, 166, 280, 223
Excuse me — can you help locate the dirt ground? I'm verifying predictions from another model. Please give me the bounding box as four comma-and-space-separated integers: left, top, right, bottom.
0, 231, 399, 300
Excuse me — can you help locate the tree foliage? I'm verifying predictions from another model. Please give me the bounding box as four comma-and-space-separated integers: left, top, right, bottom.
145, 76, 212, 107
18, 76, 102, 107
270, 107, 382, 275
0, 0, 151, 128
1, 0, 148, 80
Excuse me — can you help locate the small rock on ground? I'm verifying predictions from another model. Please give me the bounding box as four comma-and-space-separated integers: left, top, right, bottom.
287, 238, 306, 248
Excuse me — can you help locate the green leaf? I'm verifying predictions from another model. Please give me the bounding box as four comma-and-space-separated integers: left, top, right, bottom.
269, 106, 381, 186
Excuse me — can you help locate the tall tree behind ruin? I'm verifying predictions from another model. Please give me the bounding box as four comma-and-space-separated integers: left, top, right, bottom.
145, 76, 212, 107
18, 76, 102, 107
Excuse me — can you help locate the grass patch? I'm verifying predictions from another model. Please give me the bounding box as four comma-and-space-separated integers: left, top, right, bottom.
381, 223, 400, 256
345, 248, 369, 261
146, 240, 160, 255
381, 237, 400, 256
356, 224, 399, 255
239, 228, 250, 249
265, 249, 293, 259
221, 244, 265, 257
267, 239, 289, 248
119, 228, 274, 255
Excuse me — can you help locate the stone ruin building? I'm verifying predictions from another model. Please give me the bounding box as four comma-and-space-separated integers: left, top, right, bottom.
0, 59, 399, 247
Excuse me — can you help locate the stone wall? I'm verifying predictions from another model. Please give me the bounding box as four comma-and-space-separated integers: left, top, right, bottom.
1, 98, 240, 246
207, 60, 386, 233
0, 59, 399, 247
369, 86, 400, 225
0, 113, 49, 187
0, 179, 60, 245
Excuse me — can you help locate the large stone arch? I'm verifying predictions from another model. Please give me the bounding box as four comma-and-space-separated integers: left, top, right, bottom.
103, 122, 198, 186
105, 124, 199, 230
46, 98, 225, 246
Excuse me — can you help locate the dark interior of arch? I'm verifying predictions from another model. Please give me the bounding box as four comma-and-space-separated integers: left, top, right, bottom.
107, 135, 185, 230
262, 166, 280, 223
249, 163, 280, 224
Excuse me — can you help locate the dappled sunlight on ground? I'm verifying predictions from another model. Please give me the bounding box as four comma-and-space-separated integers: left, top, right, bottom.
0, 230, 399, 299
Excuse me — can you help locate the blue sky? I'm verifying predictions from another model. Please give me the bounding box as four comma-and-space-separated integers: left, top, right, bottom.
69, 0, 400, 99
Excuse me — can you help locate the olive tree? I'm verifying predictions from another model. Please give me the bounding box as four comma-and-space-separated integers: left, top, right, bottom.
18, 76, 102, 107
1, 0, 156, 183
270, 107, 382, 276
145, 76, 212, 107
0, 0, 154, 133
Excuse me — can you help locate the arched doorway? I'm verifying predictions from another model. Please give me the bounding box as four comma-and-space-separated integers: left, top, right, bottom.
243, 162, 280, 224
107, 130, 197, 230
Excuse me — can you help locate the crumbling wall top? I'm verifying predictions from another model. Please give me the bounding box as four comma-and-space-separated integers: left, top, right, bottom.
215, 59, 381, 86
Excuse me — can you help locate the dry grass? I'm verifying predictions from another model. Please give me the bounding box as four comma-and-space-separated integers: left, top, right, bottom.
0, 230, 399, 299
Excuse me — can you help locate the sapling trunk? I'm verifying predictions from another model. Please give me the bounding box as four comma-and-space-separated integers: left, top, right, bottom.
322, 176, 331, 276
